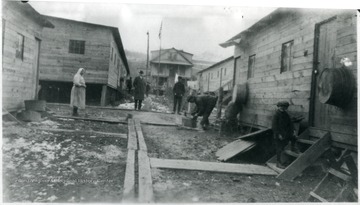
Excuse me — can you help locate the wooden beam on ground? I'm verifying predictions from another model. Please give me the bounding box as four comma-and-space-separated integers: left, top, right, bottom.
150, 158, 277, 176
140, 121, 177, 127
122, 150, 136, 203
134, 120, 147, 151
46, 103, 174, 115
236, 128, 271, 139
277, 132, 332, 181
127, 119, 138, 150
34, 127, 127, 138
54, 115, 127, 124
216, 139, 257, 161
138, 150, 154, 203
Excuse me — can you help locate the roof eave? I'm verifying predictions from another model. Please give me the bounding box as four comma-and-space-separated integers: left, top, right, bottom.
219, 38, 241, 48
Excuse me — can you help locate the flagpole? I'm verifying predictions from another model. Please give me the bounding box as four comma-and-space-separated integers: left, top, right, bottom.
146, 31, 149, 82
157, 21, 162, 96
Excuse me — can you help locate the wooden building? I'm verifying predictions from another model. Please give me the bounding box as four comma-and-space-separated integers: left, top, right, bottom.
150, 48, 193, 89
197, 56, 234, 93
38, 16, 129, 106
221, 8, 357, 150
2, 1, 54, 111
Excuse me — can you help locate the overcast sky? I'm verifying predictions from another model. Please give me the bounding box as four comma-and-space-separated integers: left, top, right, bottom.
29, 0, 359, 61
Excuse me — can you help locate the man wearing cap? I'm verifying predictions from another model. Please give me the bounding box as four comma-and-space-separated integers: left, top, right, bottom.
133, 70, 146, 110
187, 95, 218, 130
272, 101, 298, 169
172, 76, 186, 114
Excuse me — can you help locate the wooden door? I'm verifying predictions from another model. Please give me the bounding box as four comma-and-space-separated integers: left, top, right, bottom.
312, 17, 337, 129
33, 38, 41, 100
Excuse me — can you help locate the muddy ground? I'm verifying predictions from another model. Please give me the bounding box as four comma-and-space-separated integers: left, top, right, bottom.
3, 104, 351, 203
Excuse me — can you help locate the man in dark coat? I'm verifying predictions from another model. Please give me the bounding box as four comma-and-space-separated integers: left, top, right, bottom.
172, 76, 186, 114
133, 70, 146, 110
187, 95, 218, 130
272, 101, 298, 169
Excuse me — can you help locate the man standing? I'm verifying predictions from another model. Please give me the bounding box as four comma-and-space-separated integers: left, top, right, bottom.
187, 95, 218, 130
172, 76, 185, 114
133, 70, 146, 110
272, 101, 298, 169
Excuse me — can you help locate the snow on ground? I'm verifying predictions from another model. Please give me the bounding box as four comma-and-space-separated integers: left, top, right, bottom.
118, 95, 171, 113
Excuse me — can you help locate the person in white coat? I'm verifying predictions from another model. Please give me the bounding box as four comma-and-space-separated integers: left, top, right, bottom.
70, 68, 86, 116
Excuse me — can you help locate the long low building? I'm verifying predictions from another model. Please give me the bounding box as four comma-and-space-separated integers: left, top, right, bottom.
197, 56, 234, 93
221, 8, 357, 150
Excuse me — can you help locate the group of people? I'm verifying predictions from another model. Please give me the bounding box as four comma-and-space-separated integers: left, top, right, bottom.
70, 67, 297, 169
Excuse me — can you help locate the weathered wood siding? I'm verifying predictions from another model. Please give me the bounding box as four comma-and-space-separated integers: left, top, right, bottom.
233, 9, 357, 137
2, 3, 44, 110
108, 33, 125, 89
198, 58, 234, 92
39, 16, 111, 84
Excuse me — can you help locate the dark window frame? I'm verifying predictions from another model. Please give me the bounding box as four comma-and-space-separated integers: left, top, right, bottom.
69, 40, 85, 54
281, 40, 294, 73
15, 33, 24, 60
247, 54, 256, 79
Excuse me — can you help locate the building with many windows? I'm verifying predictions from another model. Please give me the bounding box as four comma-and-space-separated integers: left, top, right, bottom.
149, 48, 193, 91
38, 15, 129, 106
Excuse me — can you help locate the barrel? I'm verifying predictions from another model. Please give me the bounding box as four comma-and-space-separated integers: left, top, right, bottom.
318, 67, 355, 107
231, 83, 248, 105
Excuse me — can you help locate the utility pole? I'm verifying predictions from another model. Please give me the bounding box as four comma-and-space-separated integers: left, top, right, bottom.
146, 31, 149, 82
217, 68, 224, 119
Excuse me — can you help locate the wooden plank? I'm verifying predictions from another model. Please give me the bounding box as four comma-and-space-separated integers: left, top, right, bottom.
127, 119, 138, 150
54, 115, 127, 124
138, 151, 154, 203
134, 120, 147, 151
141, 121, 177, 127
309, 191, 328, 202
284, 150, 301, 158
277, 132, 331, 180
297, 138, 315, 145
328, 168, 352, 181
216, 139, 257, 161
150, 158, 277, 176
34, 127, 127, 138
236, 128, 271, 139
122, 150, 136, 202
309, 127, 357, 148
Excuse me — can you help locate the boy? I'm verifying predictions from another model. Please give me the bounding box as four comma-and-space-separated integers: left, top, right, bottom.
272, 101, 298, 169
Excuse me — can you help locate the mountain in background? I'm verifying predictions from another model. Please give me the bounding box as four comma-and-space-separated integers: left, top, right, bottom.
125, 49, 218, 77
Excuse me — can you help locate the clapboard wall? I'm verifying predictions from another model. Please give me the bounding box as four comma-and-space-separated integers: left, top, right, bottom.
2, 2, 52, 111
39, 16, 112, 85
233, 9, 357, 137
108, 32, 126, 89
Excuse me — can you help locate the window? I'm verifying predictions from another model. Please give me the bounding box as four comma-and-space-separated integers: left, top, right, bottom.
281, 40, 294, 73
224, 68, 227, 76
114, 53, 117, 65
15, 33, 24, 60
111, 47, 113, 61
217, 71, 220, 78
211, 73, 213, 79
69, 40, 85, 54
247, 55, 256, 79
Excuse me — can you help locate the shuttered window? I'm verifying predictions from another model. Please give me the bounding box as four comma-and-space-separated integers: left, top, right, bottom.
69, 40, 85, 54
15, 33, 24, 60
281, 40, 293, 73
247, 55, 256, 79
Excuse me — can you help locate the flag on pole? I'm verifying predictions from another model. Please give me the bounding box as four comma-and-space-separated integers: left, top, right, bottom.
158, 21, 162, 39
